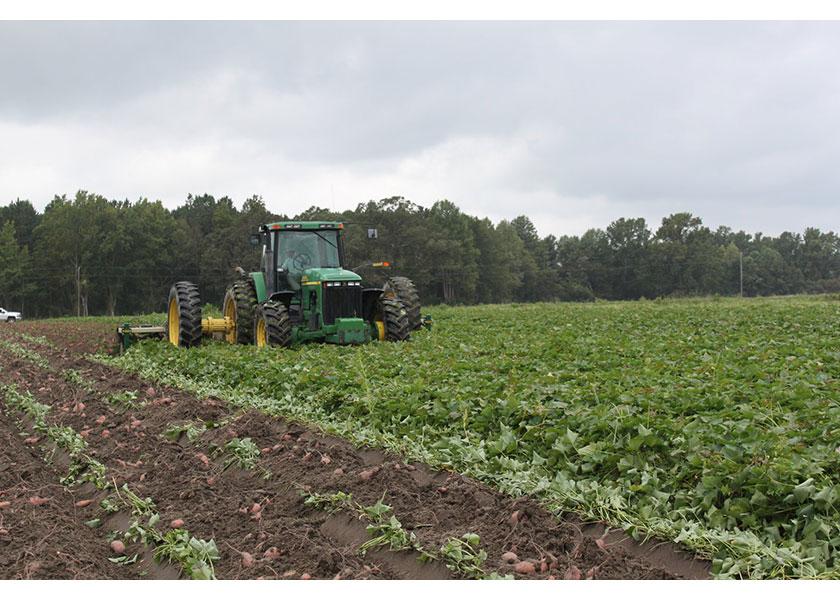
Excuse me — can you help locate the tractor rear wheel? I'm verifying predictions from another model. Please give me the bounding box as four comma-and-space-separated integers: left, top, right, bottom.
166, 281, 202, 348
254, 301, 292, 348
379, 297, 410, 342
385, 276, 421, 330
223, 278, 258, 344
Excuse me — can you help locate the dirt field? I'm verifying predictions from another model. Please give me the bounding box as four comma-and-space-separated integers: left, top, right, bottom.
0, 320, 709, 580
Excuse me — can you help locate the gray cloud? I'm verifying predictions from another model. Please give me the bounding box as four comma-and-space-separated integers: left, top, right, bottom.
0, 21, 838, 236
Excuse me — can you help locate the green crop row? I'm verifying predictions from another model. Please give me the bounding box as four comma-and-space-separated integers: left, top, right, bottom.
101, 296, 840, 578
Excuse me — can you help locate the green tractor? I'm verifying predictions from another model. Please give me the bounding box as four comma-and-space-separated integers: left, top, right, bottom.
163, 221, 424, 349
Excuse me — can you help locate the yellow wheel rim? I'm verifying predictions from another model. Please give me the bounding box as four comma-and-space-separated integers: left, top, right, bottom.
375, 320, 385, 341
255, 317, 267, 347
223, 295, 237, 344
167, 297, 180, 346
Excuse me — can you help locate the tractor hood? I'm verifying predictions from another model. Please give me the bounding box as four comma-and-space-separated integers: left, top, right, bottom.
300, 268, 362, 283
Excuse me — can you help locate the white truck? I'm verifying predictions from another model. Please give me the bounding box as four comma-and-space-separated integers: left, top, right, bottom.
0, 308, 22, 322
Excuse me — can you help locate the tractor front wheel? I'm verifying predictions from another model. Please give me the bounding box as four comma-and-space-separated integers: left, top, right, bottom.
223, 278, 258, 344
166, 281, 202, 348
379, 297, 410, 342
254, 301, 292, 348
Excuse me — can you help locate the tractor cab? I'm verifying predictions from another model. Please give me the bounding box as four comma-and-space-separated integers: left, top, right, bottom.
261, 222, 347, 293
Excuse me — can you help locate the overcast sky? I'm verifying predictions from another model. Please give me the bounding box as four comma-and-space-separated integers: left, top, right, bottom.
0, 21, 838, 237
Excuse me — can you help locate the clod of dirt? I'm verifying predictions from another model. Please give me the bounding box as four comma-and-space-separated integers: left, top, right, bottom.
24, 561, 41, 576
145, 386, 156, 397
437, 486, 448, 494
501, 551, 518, 564
263, 547, 283, 560
110, 540, 126, 555
241, 552, 254, 568
564, 565, 582, 580
250, 502, 262, 514
332, 468, 344, 476
261, 447, 272, 455
514, 561, 536, 575
170, 519, 185, 528
320, 455, 332, 465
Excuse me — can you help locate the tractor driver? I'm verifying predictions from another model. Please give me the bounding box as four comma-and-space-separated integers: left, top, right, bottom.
279, 234, 314, 291
280, 249, 303, 291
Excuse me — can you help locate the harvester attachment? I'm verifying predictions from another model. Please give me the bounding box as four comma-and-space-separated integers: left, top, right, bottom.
115, 323, 165, 354
117, 281, 235, 353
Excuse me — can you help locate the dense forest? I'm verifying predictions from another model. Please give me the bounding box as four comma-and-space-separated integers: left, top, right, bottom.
0, 191, 838, 317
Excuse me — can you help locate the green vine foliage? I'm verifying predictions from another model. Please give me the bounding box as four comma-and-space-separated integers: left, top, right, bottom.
103, 296, 840, 578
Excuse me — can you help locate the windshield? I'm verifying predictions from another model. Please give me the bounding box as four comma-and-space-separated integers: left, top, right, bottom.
277, 230, 341, 271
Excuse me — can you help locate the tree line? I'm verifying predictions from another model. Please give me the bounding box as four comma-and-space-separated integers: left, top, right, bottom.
0, 191, 838, 317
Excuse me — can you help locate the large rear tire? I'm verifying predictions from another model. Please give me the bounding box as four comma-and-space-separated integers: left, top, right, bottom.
385, 276, 421, 330
166, 281, 202, 348
379, 297, 410, 342
254, 301, 292, 348
223, 278, 258, 345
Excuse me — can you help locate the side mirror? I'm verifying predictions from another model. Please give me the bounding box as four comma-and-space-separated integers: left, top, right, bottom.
249, 233, 261, 247
367, 228, 378, 239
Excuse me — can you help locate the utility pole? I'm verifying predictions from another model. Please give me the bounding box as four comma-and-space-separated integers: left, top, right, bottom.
739, 251, 743, 297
